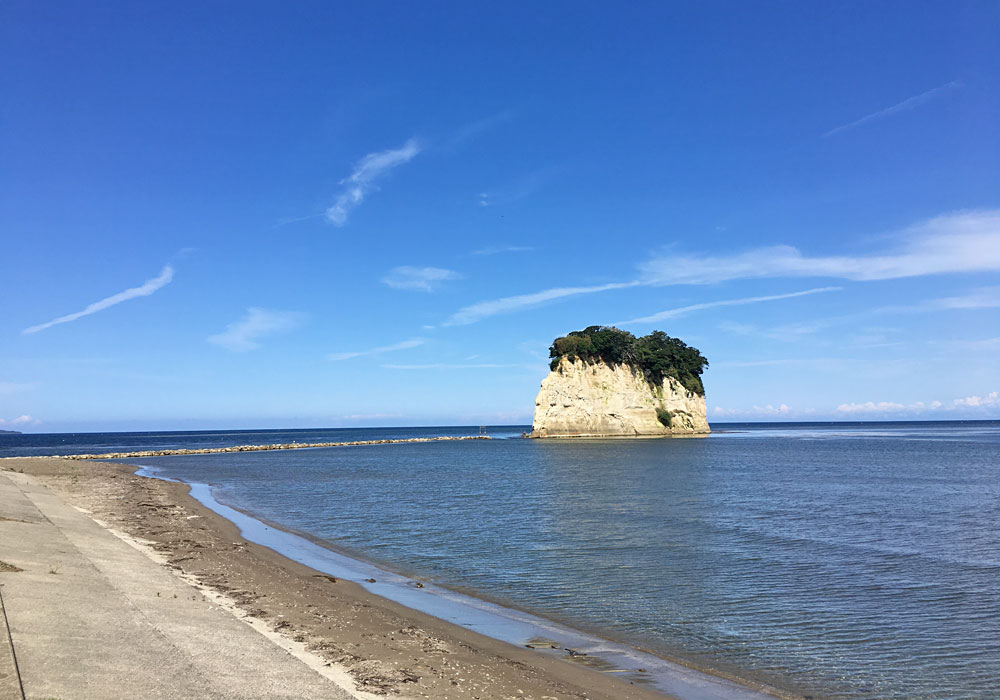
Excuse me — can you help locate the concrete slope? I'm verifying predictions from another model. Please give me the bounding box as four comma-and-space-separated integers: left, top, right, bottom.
0, 471, 355, 700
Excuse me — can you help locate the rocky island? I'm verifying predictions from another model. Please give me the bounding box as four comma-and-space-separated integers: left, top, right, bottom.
531, 326, 710, 438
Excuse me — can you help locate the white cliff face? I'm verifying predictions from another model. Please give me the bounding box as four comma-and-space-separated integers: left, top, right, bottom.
530, 357, 709, 438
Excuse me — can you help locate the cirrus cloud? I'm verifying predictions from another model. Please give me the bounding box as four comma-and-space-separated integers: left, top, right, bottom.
442, 210, 1000, 327
382, 362, 521, 370
638, 210, 1000, 286
208, 308, 305, 352
824, 81, 961, 138
328, 338, 425, 362
618, 287, 841, 326
444, 282, 639, 326
23, 265, 174, 335
381, 266, 461, 292
326, 139, 421, 226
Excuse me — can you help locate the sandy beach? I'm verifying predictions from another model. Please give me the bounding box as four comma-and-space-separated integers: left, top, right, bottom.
0, 457, 682, 700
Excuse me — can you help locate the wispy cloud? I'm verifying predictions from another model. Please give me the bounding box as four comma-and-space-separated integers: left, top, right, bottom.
717, 319, 845, 342
716, 286, 1000, 343
884, 286, 1000, 313
444, 282, 639, 327
382, 362, 521, 370
478, 166, 558, 207
328, 338, 425, 362
470, 244, 535, 256
710, 357, 845, 369
824, 80, 961, 137
440, 209, 1000, 327
817, 286, 1000, 323
208, 308, 304, 352
638, 209, 1000, 285
326, 139, 421, 226
272, 213, 325, 228
23, 265, 174, 335
936, 337, 1000, 352
618, 287, 841, 326
712, 358, 795, 368
381, 266, 461, 292
447, 110, 513, 148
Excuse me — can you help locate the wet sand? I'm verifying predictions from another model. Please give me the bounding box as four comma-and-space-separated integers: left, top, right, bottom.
2, 456, 675, 699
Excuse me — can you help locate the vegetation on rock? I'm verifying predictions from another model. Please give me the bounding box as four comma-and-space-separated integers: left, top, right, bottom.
655, 406, 673, 427
549, 326, 709, 396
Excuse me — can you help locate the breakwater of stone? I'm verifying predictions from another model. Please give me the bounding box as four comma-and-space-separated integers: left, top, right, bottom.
39, 435, 492, 460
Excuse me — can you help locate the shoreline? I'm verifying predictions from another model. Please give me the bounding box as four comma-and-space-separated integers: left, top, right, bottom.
173, 473, 788, 700
2, 456, 790, 700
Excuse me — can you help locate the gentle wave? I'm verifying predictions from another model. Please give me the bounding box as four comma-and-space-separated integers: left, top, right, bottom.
6, 421, 999, 698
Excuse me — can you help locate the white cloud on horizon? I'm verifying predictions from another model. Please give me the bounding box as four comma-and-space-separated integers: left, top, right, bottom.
954, 391, 999, 408
824, 81, 961, 137
714, 390, 999, 420
340, 412, 405, 421
444, 281, 639, 326
208, 308, 304, 352
23, 265, 174, 335
837, 401, 912, 413
328, 338, 425, 362
0, 415, 40, 426
837, 390, 999, 414
638, 210, 1000, 286
713, 404, 794, 417
381, 266, 461, 292
326, 139, 421, 226
618, 287, 841, 326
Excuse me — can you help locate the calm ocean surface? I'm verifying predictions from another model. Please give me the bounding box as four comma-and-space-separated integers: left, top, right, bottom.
4, 422, 999, 699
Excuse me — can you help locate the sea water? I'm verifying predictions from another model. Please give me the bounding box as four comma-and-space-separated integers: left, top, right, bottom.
4, 422, 998, 698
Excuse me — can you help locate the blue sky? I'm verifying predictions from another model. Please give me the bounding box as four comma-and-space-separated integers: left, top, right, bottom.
2, 1, 999, 432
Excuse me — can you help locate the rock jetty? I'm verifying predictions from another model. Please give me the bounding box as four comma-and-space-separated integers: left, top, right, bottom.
45, 435, 491, 460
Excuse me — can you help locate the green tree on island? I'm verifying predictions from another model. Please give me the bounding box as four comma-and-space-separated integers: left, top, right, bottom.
549, 326, 709, 396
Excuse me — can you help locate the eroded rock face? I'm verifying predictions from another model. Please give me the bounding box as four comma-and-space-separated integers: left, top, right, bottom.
530, 357, 709, 438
